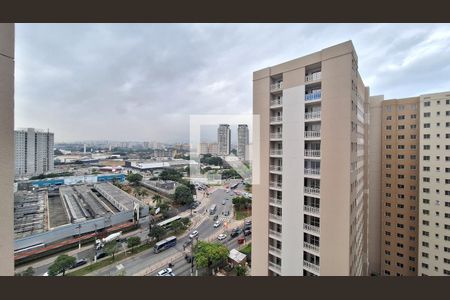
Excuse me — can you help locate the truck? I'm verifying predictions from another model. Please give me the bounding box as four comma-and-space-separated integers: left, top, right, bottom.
95, 231, 122, 250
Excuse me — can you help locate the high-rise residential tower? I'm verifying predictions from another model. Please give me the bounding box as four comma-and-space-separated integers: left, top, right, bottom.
0, 23, 14, 275
418, 91, 450, 276
15, 128, 55, 177
217, 124, 231, 156
238, 124, 249, 161
380, 97, 420, 276
252, 41, 370, 276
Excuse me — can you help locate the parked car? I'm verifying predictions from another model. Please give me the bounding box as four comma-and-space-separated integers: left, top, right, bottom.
189, 230, 199, 239
157, 268, 175, 276
95, 252, 108, 260
70, 258, 87, 269
217, 233, 227, 240
213, 221, 221, 228
224, 211, 230, 216
244, 229, 252, 236
244, 220, 252, 226
230, 228, 241, 238
213, 215, 219, 221
222, 200, 226, 205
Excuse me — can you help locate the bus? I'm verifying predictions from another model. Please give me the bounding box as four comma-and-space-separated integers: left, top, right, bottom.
154, 236, 177, 253
156, 216, 181, 229
209, 204, 217, 215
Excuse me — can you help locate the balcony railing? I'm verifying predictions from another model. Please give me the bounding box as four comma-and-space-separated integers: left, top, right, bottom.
269, 213, 282, 222
303, 242, 320, 254
269, 246, 282, 255
305, 111, 321, 120
270, 132, 282, 139
304, 205, 320, 215
270, 98, 283, 107
270, 181, 282, 188
304, 131, 321, 139
305, 72, 321, 82
270, 82, 283, 91
270, 116, 283, 123
304, 149, 321, 157
270, 149, 283, 156
305, 91, 322, 101
303, 260, 320, 274
270, 165, 283, 172
269, 230, 282, 238
303, 223, 320, 234
270, 197, 282, 206
269, 261, 282, 272
304, 186, 320, 196
304, 168, 320, 176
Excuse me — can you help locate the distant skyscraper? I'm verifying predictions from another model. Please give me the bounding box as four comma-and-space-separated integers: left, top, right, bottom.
238, 124, 249, 161
15, 128, 54, 177
217, 124, 231, 156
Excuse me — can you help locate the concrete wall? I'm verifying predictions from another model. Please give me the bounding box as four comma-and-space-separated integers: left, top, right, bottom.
0, 23, 14, 276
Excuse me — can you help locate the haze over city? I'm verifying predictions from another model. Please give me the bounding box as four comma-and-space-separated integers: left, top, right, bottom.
14, 23, 450, 143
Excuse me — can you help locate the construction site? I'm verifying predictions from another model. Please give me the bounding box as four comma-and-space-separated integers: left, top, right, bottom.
14, 182, 149, 254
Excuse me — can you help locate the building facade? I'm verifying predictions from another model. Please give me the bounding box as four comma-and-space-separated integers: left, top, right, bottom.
0, 23, 14, 275
418, 91, 450, 276
380, 97, 420, 276
238, 124, 249, 161
252, 41, 369, 276
217, 124, 231, 156
15, 128, 55, 177
200, 142, 219, 155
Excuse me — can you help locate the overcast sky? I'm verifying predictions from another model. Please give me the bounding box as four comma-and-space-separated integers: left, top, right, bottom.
15, 23, 450, 143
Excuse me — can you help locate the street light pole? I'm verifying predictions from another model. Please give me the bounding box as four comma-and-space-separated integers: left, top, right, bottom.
76, 224, 82, 250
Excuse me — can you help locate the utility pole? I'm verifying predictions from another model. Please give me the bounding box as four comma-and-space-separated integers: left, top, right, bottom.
76, 224, 82, 250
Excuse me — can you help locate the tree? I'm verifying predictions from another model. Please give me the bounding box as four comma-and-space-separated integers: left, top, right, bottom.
174, 185, 194, 205
170, 220, 184, 234
232, 196, 251, 211
148, 225, 166, 241
22, 266, 35, 276
159, 169, 182, 182
194, 241, 229, 275
103, 241, 119, 261
127, 237, 141, 252
48, 254, 76, 276
152, 194, 163, 206
236, 264, 247, 276
180, 217, 190, 227
126, 173, 143, 186
159, 202, 170, 218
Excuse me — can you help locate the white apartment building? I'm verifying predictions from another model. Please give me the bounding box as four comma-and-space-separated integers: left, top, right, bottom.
238, 124, 249, 161
252, 41, 369, 276
418, 91, 450, 276
217, 124, 231, 156
15, 128, 54, 177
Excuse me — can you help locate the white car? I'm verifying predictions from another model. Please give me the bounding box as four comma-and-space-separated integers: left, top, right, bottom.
189, 230, 199, 239
217, 233, 227, 240
213, 221, 221, 228
157, 268, 175, 276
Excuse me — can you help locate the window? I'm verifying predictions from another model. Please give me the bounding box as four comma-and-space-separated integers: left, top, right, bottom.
386, 145, 392, 149
424, 134, 430, 139
398, 115, 405, 120
424, 123, 431, 128
386, 135, 392, 140
398, 135, 405, 140
410, 124, 417, 129
411, 114, 416, 119
398, 125, 405, 130
424, 145, 430, 150
424, 101, 431, 107
424, 112, 431, 117
386, 116, 392, 120
386, 125, 392, 130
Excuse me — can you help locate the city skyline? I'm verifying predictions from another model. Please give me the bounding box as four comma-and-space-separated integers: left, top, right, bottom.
14, 24, 450, 143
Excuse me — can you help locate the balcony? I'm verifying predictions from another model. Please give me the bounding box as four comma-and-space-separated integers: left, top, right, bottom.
305, 72, 321, 83
270, 132, 282, 140
303, 223, 320, 234
269, 181, 282, 190
303, 260, 320, 274
270, 98, 283, 107
305, 91, 321, 101
270, 82, 283, 92
270, 197, 282, 206
270, 149, 283, 156
269, 246, 282, 256
304, 205, 320, 216
304, 168, 320, 177
270, 116, 283, 123
303, 242, 320, 254
304, 149, 321, 158
304, 186, 320, 196
305, 111, 321, 121
304, 131, 321, 139
270, 165, 283, 173
269, 213, 282, 222
269, 229, 282, 239
269, 261, 281, 273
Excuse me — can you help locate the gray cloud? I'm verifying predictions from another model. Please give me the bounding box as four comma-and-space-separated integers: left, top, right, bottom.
15, 23, 450, 143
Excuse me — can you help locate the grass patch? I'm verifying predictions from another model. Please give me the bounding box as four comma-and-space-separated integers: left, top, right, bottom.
234, 210, 251, 220
240, 243, 251, 255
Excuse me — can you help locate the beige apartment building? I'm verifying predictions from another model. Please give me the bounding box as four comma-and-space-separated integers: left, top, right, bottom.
252, 41, 369, 276
380, 97, 420, 276
418, 91, 450, 276
0, 23, 15, 275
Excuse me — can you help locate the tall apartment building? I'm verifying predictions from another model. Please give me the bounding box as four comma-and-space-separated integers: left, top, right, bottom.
418, 91, 450, 276
217, 124, 231, 156
200, 142, 218, 155
380, 97, 420, 276
0, 23, 14, 275
237, 124, 249, 161
15, 128, 55, 177
252, 41, 369, 276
